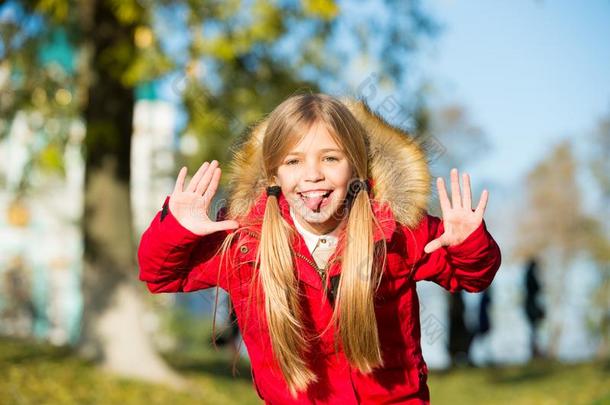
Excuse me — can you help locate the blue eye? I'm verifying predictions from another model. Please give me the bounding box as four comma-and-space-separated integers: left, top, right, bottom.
324, 156, 339, 162
285, 159, 299, 165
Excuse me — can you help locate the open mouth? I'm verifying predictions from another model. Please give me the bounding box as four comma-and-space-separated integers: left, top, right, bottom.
298, 190, 333, 211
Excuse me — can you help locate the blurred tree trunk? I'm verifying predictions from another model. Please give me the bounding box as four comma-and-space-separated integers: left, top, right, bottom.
76, 0, 182, 386
589, 112, 610, 359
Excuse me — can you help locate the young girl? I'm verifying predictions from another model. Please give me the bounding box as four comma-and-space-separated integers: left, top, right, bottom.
138, 93, 501, 404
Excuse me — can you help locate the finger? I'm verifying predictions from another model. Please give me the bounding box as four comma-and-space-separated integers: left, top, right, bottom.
474, 189, 489, 217
424, 238, 443, 254
450, 168, 462, 208
462, 172, 472, 211
195, 160, 219, 196
202, 167, 222, 204
208, 219, 240, 234
186, 161, 210, 192
173, 166, 187, 195
436, 177, 451, 216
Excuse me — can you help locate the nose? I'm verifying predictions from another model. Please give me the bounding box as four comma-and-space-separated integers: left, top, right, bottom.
303, 160, 324, 182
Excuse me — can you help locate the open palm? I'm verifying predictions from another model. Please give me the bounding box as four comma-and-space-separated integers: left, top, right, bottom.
424, 168, 489, 254
169, 160, 239, 236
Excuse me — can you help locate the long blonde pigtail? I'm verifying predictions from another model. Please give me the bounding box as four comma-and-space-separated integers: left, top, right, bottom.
258, 189, 317, 395
331, 181, 386, 372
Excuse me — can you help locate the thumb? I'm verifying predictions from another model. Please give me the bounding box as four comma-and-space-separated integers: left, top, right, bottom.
423, 238, 444, 254
209, 220, 240, 234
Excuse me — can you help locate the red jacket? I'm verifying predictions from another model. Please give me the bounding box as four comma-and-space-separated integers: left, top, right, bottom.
138, 190, 501, 404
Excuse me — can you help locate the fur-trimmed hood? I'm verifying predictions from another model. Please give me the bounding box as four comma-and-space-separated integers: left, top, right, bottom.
224, 99, 432, 230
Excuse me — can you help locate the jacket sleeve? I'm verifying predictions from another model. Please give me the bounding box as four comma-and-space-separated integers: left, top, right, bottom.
137, 196, 230, 293
411, 214, 502, 293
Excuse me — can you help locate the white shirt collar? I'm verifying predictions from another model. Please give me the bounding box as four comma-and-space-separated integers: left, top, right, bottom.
289, 207, 341, 254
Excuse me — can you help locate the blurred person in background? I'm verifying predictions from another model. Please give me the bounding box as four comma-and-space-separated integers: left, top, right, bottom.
524, 257, 545, 359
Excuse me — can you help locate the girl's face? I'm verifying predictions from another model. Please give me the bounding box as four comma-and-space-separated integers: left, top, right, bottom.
275, 122, 353, 235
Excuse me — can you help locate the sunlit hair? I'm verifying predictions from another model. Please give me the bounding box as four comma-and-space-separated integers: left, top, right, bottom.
216, 93, 387, 396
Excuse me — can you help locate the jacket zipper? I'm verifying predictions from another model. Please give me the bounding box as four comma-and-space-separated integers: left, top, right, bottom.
295, 252, 326, 280
244, 230, 328, 283
244, 229, 340, 307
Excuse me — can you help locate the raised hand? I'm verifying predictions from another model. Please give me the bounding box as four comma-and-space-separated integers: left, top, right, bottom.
168, 160, 239, 236
424, 168, 489, 254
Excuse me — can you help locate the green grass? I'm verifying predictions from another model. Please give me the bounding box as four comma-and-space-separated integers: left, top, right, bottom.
429, 360, 610, 405
1, 336, 609, 404
0, 336, 261, 405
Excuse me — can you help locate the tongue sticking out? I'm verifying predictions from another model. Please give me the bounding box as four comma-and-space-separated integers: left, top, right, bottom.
304, 196, 325, 211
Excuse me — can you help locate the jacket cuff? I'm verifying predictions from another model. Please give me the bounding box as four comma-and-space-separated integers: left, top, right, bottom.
444, 220, 489, 258
158, 196, 202, 246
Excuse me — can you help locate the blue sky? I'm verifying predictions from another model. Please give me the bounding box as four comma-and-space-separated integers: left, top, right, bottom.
416, 0, 610, 190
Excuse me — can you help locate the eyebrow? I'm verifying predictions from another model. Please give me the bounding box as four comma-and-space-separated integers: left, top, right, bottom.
285, 148, 343, 156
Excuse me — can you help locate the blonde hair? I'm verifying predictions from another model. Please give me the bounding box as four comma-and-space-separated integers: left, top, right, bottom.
254, 93, 387, 395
